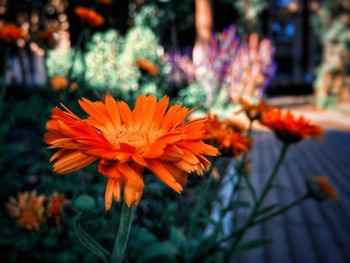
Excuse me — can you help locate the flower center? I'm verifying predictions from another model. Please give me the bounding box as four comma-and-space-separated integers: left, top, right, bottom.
19, 209, 38, 225
109, 127, 163, 155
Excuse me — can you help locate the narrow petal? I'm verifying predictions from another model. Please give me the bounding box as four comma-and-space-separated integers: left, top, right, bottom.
105, 178, 116, 211
114, 180, 121, 202
53, 151, 97, 174
146, 160, 183, 193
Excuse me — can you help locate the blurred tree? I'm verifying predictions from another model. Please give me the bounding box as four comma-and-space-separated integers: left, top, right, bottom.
311, 0, 350, 108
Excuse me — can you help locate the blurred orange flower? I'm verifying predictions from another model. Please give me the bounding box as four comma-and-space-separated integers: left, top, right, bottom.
44, 95, 219, 209
261, 108, 323, 144
50, 75, 69, 91
220, 131, 252, 157
315, 176, 337, 200
6, 191, 46, 231
206, 114, 251, 157
47, 192, 69, 229
99, 0, 112, 4
0, 23, 25, 42
38, 28, 56, 46
74, 6, 105, 27
135, 59, 160, 76
238, 97, 269, 121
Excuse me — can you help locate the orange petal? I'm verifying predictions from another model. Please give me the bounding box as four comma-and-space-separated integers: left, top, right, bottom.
117, 163, 144, 191
118, 101, 133, 126
105, 178, 116, 211
150, 96, 169, 130
104, 95, 121, 129
160, 145, 184, 162
132, 153, 147, 166
53, 151, 97, 174
114, 180, 121, 202
146, 160, 183, 193
123, 185, 142, 207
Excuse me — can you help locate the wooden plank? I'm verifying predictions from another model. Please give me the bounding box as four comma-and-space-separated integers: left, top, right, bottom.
262, 135, 293, 263
234, 132, 267, 263
276, 138, 347, 263
297, 139, 350, 262
231, 130, 350, 263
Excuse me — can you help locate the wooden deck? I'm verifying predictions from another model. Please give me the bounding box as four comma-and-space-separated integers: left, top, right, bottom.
234, 130, 350, 263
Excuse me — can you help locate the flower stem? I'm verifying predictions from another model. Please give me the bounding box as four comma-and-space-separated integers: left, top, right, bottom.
255, 143, 289, 210
253, 193, 309, 225
225, 143, 289, 260
111, 201, 134, 263
188, 157, 216, 235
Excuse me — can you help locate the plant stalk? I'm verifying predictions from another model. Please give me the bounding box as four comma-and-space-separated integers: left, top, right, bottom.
111, 201, 134, 263
225, 143, 289, 260
253, 193, 309, 225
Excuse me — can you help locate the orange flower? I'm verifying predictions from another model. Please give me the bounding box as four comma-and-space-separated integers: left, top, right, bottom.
135, 59, 160, 76
75, 6, 105, 27
6, 191, 46, 231
0, 23, 24, 42
238, 97, 269, 121
206, 114, 251, 157
315, 176, 337, 199
47, 192, 69, 229
50, 75, 69, 91
99, 0, 112, 4
307, 176, 337, 201
38, 28, 56, 46
261, 108, 323, 144
220, 130, 252, 157
224, 118, 247, 133
44, 95, 219, 209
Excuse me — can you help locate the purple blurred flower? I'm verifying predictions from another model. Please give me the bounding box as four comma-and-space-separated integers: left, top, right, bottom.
166, 48, 195, 86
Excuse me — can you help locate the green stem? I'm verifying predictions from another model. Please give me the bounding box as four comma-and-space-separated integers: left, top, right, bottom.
243, 174, 257, 202
186, 157, 217, 262
200, 193, 308, 259
254, 143, 289, 210
111, 202, 134, 263
247, 119, 253, 137
225, 143, 289, 260
188, 157, 216, 235
253, 194, 309, 225
0, 46, 10, 121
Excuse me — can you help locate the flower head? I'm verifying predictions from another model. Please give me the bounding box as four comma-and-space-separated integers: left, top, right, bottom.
0, 23, 25, 42
38, 28, 56, 46
47, 192, 69, 229
206, 114, 251, 157
261, 108, 323, 144
306, 176, 337, 201
50, 75, 69, 91
238, 97, 269, 121
44, 95, 219, 209
135, 59, 160, 76
74, 6, 105, 27
6, 191, 46, 231
99, 0, 112, 4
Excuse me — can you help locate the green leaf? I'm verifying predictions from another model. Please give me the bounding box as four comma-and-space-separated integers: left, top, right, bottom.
138, 241, 178, 263
193, 234, 218, 261
169, 226, 186, 249
73, 213, 111, 263
235, 238, 272, 254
